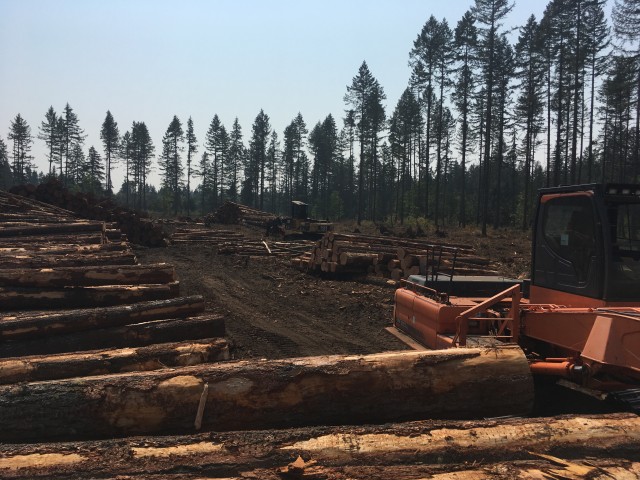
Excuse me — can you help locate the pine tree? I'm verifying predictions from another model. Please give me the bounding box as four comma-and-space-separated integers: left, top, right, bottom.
8, 113, 33, 184
515, 14, 545, 228
473, 0, 514, 235
196, 151, 211, 214
37, 106, 59, 175
159, 115, 184, 215
612, 0, 640, 182
410, 16, 445, 218
227, 118, 244, 202
0, 138, 11, 190
246, 110, 271, 209
266, 130, 280, 212
453, 10, 478, 227
61, 103, 85, 184
185, 117, 198, 216
430, 18, 454, 230
130, 121, 155, 210
584, 0, 609, 182
100, 111, 120, 194
120, 130, 133, 207
84, 146, 105, 194
344, 61, 384, 224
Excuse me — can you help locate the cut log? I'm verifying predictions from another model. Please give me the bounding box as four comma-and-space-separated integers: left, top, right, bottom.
0, 347, 533, 442
0, 263, 176, 288
0, 251, 138, 268
0, 233, 106, 247
0, 414, 636, 478
0, 242, 130, 255
0, 222, 105, 238
0, 281, 180, 310
0, 314, 225, 357
0, 338, 230, 384
0, 295, 205, 341
338, 252, 377, 266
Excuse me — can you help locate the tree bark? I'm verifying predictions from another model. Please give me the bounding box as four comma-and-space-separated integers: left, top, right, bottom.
0, 282, 180, 310
0, 222, 105, 238
0, 314, 225, 358
0, 233, 106, 247
0, 413, 636, 478
0, 295, 205, 341
0, 263, 176, 288
0, 251, 138, 269
0, 348, 533, 442
0, 338, 229, 384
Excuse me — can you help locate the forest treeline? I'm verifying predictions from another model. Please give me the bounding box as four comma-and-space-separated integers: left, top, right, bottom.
2, 0, 639, 232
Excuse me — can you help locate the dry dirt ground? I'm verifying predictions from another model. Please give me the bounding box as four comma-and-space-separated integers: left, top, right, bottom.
135, 223, 532, 361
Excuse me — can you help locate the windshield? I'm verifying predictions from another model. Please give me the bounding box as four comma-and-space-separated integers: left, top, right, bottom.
606, 200, 640, 300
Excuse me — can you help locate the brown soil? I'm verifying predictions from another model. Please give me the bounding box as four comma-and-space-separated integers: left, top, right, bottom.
135, 223, 532, 360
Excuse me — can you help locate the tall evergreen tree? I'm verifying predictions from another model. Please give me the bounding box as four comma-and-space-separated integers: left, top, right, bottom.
196, 151, 211, 213
612, 0, 640, 182
37, 106, 59, 175
515, 15, 545, 228
389, 87, 421, 224
120, 130, 133, 207
100, 111, 120, 194
84, 146, 105, 194
8, 113, 33, 184
159, 115, 184, 215
473, 0, 514, 235
227, 118, 244, 202
130, 121, 155, 210
61, 103, 85, 184
246, 110, 271, 209
430, 18, 454, 230
185, 117, 197, 216
453, 10, 478, 227
0, 138, 11, 190
584, 0, 610, 182
344, 61, 383, 224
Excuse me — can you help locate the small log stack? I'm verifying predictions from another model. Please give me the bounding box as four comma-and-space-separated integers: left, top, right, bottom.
169, 224, 316, 256
293, 231, 500, 279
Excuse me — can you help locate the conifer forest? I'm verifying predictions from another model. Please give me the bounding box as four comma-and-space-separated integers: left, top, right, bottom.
2, 0, 640, 234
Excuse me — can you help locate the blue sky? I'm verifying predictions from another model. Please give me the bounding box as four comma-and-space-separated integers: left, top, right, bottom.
0, 0, 549, 188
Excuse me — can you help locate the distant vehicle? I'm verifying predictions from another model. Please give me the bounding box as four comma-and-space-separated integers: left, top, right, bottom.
267, 201, 333, 240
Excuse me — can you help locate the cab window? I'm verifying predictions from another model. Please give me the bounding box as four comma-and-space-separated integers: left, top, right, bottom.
542, 196, 596, 282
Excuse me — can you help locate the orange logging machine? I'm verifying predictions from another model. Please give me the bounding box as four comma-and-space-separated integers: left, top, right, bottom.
394, 184, 640, 409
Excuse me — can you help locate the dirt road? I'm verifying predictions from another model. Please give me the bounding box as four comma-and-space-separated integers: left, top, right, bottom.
136, 243, 407, 359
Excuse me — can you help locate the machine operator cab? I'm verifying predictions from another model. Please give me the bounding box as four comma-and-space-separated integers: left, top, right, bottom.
531, 183, 640, 306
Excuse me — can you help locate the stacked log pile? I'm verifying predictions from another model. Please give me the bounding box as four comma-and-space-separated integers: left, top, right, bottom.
205, 200, 277, 228
169, 225, 315, 256
10, 178, 168, 246
294, 232, 500, 279
0, 190, 229, 411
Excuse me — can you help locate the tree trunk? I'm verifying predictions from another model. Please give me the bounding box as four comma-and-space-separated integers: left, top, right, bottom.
0, 251, 138, 269
0, 263, 176, 288
0, 338, 230, 385
0, 413, 636, 478
0, 295, 205, 341
0, 348, 533, 442
0, 222, 105, 238
0, 313, 224, 358
0, 282, 180, 310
